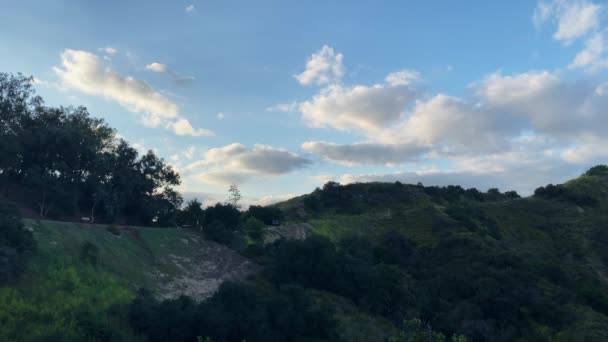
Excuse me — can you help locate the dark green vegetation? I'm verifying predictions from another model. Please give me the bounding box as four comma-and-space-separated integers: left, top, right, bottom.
124, 167, 608, 341
1, 73, 181, 225
3, 72, 608, 341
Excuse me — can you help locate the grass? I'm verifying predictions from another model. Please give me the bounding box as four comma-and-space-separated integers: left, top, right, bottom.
0, 252, 139, 341
26, 219, 211, 291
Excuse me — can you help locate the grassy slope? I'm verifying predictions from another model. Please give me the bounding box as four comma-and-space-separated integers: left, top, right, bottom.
26, 219, 257, 299
29, 220, 209, 290
2, 219, 392, 341
0, 220, 257, 340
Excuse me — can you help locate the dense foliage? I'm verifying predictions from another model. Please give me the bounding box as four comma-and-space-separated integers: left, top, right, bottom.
0, 73, 181, 225
129, 283, 337, 342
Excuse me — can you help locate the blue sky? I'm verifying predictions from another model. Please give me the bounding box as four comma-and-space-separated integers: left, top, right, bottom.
2, 0, 607, 205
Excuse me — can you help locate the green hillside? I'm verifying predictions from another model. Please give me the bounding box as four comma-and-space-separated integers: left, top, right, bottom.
0, 219, 257, 341
3, 167, 608, 341
267, 167, 608, 340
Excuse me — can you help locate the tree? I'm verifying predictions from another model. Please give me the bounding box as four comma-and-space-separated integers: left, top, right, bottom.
179, 199, 205, 230
227, 184, 241, 209
246, 205, 283, 225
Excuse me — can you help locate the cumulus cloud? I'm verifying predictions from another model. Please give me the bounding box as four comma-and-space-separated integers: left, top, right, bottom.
299, 81, 418, 133
534, 0, 603, 44
474, 71, 608, 138
388, 94, 518, 153
181, 143, 311, 185
301, 69, 608, 166
54, 49, 211, 137
294, 45, 344, 86
302, 141, 428, 166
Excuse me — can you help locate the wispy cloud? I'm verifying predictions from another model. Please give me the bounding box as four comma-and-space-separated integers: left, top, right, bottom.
145, 61, 195, 86
185, 4, 196, 13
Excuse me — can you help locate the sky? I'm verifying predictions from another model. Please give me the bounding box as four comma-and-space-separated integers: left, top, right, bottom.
1, 0, 607, 206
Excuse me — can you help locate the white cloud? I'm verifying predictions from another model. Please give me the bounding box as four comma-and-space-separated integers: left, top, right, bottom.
185, 4, 196, 13
55, 50, 178, 119
385, 69, 420, 86
554, 0, 602, 43
561, 136, 608, 163
98, 47, 117, 55
474, 71, 559, 105
533, 1, 555, 29
182, 143, 311, 185
533, 0, 603, 44
388, 94, 518, 153
299, 80, 418, 133
217, 112, 225, 120
474, 71, 608, 138
324, 136, 585, 195
569, 32, 608, 71
170, 118, 214, 137
294, 45, 344, 86
301, 69, 608, 167
54, 49, 211, 137
302, 141, 428, 166
145, 62, 169, 73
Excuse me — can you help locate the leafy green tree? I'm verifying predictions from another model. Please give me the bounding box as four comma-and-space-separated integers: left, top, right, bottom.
246, 205, 283, 225
179, 199, 205, 230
